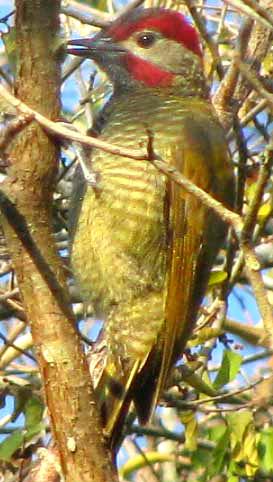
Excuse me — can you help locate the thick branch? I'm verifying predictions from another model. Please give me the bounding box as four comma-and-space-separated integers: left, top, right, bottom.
1, 2, 118, 481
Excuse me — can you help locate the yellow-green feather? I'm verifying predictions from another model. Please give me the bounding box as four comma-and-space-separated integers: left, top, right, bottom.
71, 91, 234, 443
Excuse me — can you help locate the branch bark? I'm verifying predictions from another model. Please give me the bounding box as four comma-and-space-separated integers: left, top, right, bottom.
0, 2, 118, 481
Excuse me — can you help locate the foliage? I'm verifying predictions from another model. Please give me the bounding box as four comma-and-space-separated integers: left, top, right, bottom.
0, 0, 273, 480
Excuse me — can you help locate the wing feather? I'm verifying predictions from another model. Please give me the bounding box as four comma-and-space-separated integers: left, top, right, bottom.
153, 115, 234, 409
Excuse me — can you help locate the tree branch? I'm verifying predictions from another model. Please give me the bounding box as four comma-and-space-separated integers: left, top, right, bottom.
0, 2, 118, 480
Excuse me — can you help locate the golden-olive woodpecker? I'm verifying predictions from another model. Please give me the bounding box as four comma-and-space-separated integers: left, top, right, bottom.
68, 8, 235, 443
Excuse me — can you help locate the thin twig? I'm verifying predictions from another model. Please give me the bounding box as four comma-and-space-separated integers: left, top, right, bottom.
223, 0, 273, 31
239, 60, 273, 113
0, 84, 148, 161
185, 0, 224, 79
61, 5, 110, 27
213, 19, 253, 129
0, 332, 35, 361
188, 377, 263, 406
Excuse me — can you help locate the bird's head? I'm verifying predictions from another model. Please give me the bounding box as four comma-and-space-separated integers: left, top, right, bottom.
67, 8, 208, 97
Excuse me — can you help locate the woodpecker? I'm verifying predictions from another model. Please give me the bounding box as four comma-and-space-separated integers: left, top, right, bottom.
68, 8, 235, 446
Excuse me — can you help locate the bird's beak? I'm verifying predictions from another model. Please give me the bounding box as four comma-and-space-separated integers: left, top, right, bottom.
67, 37, 125, 57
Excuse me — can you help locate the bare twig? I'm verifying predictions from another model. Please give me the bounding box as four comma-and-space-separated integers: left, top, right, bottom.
185, 0, 224, 79
223, 0, 273, 31
61, 5, 110, 27
0, 84, 148, 161
213, 19, 253, 129
238, 60, 273, 112
0, 332, 35, 361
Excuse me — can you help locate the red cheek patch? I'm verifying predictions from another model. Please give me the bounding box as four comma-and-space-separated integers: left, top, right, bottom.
124, 53, 174, 87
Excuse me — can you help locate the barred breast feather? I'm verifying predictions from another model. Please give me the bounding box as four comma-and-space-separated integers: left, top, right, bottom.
71, 90, 234, 434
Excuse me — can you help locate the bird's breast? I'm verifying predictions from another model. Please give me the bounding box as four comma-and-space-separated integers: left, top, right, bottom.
71, 93, 227, 317
71, 95, 179, 314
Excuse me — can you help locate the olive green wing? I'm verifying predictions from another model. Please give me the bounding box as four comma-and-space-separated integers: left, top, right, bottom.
153, 109, 235, 413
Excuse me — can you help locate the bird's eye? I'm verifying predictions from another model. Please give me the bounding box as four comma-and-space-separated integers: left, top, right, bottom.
136, 32, 157, 48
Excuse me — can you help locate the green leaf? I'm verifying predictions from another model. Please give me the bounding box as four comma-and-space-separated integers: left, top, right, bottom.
263, 52, 273, 75
191, 447, 210, 469
213, 350, 242, 390
0, 394, 45, 461
119, 452, 177, 479
208, 270, 227, 288
10, 386, 35, 423
23, 395, 45, 442
180, 411, 198, 451
208, 423, 227, 443
259, 428, 273, 473
24, 395, 44, 431
227, 411, 252, 442
227, 411, 259, 477
258, 202, 272, 222
208, 427, 230, 477
227, 476, 239, 482
26, 422, 45, 441
0, 430, 24, 461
